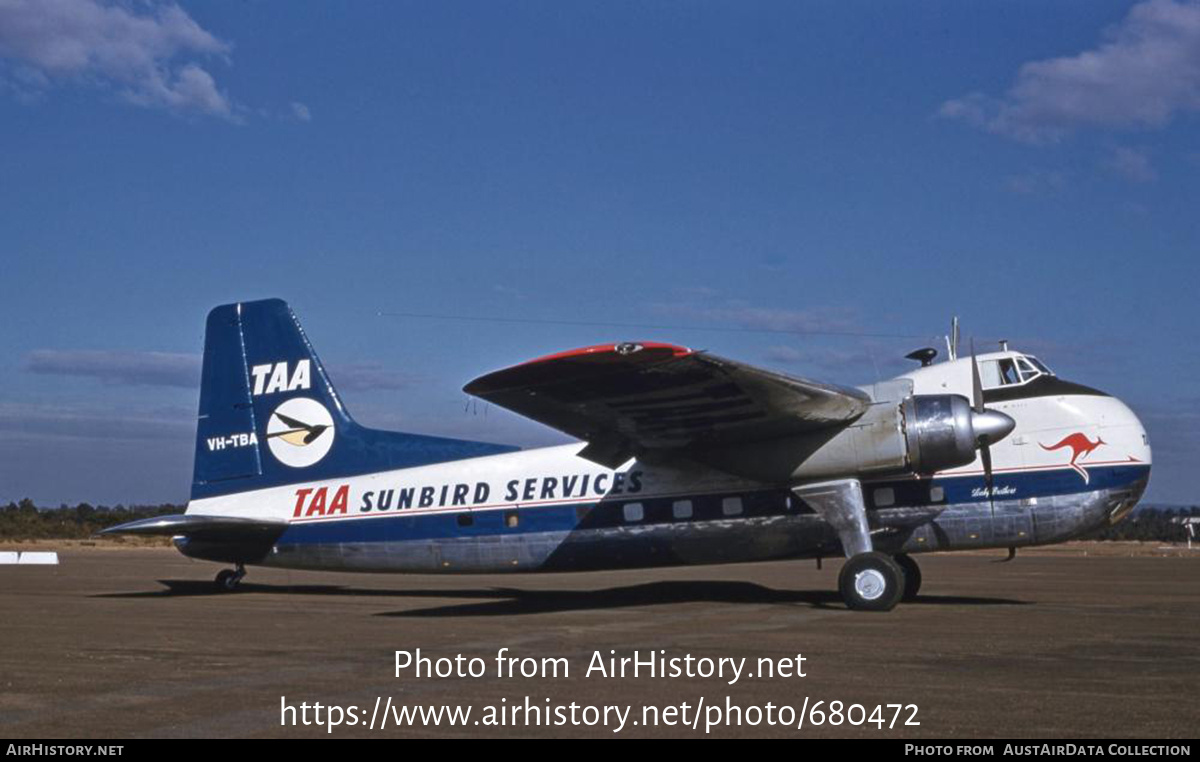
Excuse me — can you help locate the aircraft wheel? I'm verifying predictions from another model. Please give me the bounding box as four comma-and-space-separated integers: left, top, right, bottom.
214, 568, 242, 592
838, 552, 904, 612
893, 553, 922, 601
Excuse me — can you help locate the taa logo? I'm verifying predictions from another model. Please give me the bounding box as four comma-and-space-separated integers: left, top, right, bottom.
266, 397, 335, 468
251, 359, 311, 396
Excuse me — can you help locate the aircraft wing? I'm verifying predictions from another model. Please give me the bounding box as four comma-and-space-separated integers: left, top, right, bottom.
464, 342, 871, 467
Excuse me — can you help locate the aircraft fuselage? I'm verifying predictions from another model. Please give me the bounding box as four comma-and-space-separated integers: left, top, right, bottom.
179, 377, 1150, 574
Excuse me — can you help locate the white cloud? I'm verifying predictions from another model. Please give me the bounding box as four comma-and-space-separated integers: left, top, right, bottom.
1105, 145, 1158, 182
1003, 169, 1068, 195
0, 401, 193, 442
24, 349, 202, 387
763, 344, 908, 378
24, 349, 416, 393
290, 100, 311, 122
0, 0, 235, 118
651, 301, 860, 335
491, 283, 526, 300
330, 363, 418, 393
940, 0, 1200, 142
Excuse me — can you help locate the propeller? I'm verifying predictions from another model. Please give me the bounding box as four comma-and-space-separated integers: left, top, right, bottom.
969, 340, 1016, 518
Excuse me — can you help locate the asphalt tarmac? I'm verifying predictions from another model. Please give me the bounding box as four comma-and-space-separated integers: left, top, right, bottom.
1, 544, 1196, 738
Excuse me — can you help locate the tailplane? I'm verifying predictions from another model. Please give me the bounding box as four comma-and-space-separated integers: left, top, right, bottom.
192, 299, 517, 500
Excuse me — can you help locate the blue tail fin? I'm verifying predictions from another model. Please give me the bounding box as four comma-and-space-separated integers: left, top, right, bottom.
192, 299, 517, 500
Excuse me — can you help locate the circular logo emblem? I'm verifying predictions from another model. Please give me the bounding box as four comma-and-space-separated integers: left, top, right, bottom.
266, 397, 335, 468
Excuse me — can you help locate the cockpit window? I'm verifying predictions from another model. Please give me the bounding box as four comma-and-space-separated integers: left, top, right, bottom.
980, 358, 1021, 388
1025, 356, 1053, 376
1015, 357, 1039, 382
980, 360, 1001, 388
979, 355, 1052, 389
999, 359, 1020, 385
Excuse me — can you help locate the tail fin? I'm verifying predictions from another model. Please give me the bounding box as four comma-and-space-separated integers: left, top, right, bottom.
192, 299, 517, 500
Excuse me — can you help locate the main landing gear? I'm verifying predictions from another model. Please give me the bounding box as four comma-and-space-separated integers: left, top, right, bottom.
214, 563, 246, 592
793, 480, 922, 612
892, 552, 922, 601
837, 552, 905, 611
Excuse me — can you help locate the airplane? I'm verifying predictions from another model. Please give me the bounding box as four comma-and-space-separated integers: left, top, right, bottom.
103, 299, 1151, 611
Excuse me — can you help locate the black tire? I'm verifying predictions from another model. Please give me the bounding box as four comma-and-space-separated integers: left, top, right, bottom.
214, 569, 240, 592
838, 552, 904, 612
893, 553, 922, 601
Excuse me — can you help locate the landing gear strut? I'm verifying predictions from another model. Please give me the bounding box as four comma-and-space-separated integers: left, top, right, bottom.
893, 553, 922, 601
794, 479, 906, 612
214, 564, 245, 592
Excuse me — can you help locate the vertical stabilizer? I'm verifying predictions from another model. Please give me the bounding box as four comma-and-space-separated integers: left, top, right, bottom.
192, 299, 517, 500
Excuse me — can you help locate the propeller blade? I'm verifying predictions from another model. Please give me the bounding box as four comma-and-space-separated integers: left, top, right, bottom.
970, 339, 984, 414
967, 336, 1010, 520
980, 438, 996, 519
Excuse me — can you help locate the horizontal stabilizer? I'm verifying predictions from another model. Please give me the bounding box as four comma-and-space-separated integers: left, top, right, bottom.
99, 514, 287, 538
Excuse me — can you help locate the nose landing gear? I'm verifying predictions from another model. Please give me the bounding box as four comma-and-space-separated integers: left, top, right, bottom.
214, 564, 246, 592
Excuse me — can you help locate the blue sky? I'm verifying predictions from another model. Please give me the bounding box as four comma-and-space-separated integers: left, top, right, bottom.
1, 0, 1197, 505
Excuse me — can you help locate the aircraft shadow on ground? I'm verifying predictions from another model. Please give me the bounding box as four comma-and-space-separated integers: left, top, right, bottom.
93, 579, 1028, 616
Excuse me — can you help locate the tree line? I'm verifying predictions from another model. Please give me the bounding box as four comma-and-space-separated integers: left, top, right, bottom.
0, 499, 178, 540
1084, 506, 1199, 543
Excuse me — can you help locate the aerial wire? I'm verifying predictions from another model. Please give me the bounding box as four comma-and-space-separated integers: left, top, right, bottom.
376, 310, 943, 342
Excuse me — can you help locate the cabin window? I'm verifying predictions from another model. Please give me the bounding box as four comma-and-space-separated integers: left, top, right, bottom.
456, 513, 473, 528
722, 497, 743, 516
763, 494, 792, 513
575, 505, 591, 522
929, 486, 944, 503
874, 487, 895, 507
623, 503, 644, 522
672, 500, 693, 519
504, 511, 519, 528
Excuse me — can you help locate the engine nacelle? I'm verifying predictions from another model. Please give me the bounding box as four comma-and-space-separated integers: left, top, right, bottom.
690, 389, 1014, 484
901, 394, 981, 474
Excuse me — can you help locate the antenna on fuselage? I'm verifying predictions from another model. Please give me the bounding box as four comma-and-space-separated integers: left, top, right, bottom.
945, 316, 960, 362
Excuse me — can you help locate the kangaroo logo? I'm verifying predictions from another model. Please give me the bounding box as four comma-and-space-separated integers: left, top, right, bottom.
1040, 433, 1105, 484
266, 397, 335, 468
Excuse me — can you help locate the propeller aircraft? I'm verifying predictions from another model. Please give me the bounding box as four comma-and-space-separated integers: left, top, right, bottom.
104, 300, 1151, 611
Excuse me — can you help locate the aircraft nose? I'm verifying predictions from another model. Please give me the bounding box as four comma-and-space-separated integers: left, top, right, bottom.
1105, 396, 1152, 466
1101, 396, 1152, 524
